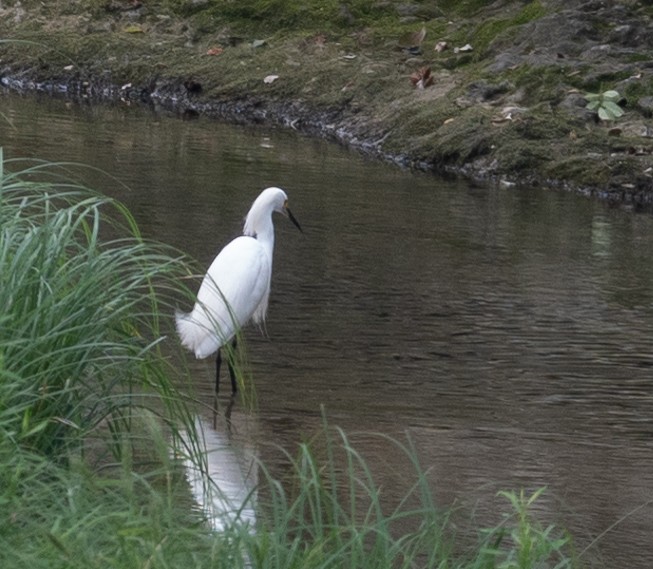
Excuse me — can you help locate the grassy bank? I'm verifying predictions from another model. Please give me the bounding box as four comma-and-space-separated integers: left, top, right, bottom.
0, 153, 580, 567
2, 1, 653, 202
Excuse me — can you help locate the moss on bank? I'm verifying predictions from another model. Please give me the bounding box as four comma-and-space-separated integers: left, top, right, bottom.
1, 0, 653, 204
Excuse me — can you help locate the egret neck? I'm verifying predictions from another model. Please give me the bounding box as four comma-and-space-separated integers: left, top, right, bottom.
243, 186, 283, 260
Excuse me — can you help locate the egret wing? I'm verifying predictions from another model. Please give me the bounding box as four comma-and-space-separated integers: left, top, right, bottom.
186, 236, 270, 357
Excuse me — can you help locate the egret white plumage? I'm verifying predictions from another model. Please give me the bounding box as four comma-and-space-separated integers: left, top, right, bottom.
176, 187, 302, 394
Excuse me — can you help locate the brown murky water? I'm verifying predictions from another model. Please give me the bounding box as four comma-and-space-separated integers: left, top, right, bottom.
2, 91, 653, 567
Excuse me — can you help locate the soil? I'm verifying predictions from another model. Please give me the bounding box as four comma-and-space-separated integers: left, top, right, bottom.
2, 0, 653, 207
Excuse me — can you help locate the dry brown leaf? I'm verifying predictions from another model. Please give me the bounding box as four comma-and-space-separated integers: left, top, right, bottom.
410, 67, 434, 89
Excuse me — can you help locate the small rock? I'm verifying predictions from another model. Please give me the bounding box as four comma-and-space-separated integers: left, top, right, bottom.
397, 27, 426, 49
641, 125, 653, 138
637, 96, 653, 117
466, 80, 511, 103
183, 79, 202, 94
455, 96, 473, 109
559, 92, 595, 121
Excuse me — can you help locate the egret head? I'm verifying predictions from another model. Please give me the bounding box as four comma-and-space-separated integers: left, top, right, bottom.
281, 197, 302, 233
244, 187, 302, 237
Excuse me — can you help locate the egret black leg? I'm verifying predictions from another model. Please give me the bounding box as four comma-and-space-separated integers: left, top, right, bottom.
215, 348, 223, 396
227, 337, 238, 395
214, 339, 239, 396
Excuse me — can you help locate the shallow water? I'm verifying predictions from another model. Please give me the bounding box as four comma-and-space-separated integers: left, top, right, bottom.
2, 91, 653, 567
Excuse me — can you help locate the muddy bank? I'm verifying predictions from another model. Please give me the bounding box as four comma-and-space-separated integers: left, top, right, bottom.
1, 0, 653, 206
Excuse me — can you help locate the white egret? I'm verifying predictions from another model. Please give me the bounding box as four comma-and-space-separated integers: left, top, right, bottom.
175, 187, 302, 394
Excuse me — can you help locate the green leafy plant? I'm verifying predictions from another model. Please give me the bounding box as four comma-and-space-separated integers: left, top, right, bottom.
478, 487, 572, 569
585, 90, 625, 121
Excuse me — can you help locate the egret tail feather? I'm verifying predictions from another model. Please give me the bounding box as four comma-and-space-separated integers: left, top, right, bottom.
175, 309, 222, 359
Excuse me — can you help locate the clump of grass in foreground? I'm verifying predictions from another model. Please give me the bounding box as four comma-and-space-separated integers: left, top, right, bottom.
0, 150, 221, 567
220, 424, 577, 569
0, 420, 221, 569
0, 150, 202, 461
238, 426, 452, 569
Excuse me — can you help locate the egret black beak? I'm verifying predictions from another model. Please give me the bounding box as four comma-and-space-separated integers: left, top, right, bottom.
286, 206, 303, 233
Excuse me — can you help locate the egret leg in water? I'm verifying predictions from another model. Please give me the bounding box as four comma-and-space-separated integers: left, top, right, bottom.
216, 338, 238, 395
175, 187, 302, 396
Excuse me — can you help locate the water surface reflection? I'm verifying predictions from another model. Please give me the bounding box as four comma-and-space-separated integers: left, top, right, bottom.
2, 91, 653, 568
184, 410, 258, 532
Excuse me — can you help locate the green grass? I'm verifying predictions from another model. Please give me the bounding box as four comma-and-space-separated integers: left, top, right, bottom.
0, 417, 578, 569
0, 152, 201, 461
0, 431, 219, 569
216, 423, 577, 569
77, 0, 398, 36
247, 425, 453, 569
0, 149, 218, 567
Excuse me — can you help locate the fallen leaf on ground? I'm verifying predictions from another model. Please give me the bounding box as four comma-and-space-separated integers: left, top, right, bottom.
206, 46, 223, 56
492, 106, 526, 125
123, 24, 143, 33
410, 67, 434, 89
454, 43, 473, 53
